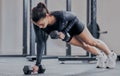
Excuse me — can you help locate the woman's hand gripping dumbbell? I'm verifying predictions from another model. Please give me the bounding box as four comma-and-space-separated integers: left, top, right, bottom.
49, 30, 70, 42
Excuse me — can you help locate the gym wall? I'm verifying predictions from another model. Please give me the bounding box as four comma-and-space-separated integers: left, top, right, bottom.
97, 0, 120, 54
0, 0, 1, 51
0, 0, 120, 55
0, 0, 23, 55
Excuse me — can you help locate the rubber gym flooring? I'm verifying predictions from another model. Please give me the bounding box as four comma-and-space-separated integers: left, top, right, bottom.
0, 57, 120, 76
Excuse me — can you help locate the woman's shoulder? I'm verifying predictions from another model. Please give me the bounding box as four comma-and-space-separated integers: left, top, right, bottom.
50, 10, 64, 16
50, 11, 64, 20
51, 11, 75, 18
51, 10, 74, 15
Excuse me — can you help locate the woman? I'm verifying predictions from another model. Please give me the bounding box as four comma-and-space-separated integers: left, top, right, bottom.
31, 2, 117, 73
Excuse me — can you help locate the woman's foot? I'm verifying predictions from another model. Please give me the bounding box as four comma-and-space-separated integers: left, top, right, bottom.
106, 52, 117, 69
96, 53, 107, 68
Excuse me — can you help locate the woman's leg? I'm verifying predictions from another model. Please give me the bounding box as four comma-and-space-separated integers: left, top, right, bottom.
75, 26, 117, 68
69, 36, 107, 68
69, 36, 100, 55
76, 26, 111, 55
69, 26, 117, 68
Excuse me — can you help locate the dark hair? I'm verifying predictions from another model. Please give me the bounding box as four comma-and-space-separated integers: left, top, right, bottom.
32, 2, 49, 22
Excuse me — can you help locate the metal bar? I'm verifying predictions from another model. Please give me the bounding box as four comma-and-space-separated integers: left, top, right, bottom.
29, 0, 36, 56
26, 55, 59, 61
58, 56, 96, 61
66, 0, 71, 56
66, 43, 71, 56
91, 0, 97, 38
86, 0, 91, 56
87, 0, 91, 25
88, 0, 97, 57
45, 0, 47, 6
23, 0, 28, 55
0, 55, 26, 57
91, 0, 97, 23
66, 0, 71, 11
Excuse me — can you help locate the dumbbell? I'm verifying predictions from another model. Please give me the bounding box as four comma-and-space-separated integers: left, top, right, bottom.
49, 30, 59, 39
23, 65, 45, 75
50, 30, 71, 42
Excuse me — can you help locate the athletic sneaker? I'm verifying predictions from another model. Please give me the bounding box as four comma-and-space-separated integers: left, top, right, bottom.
96, 53, 107, 68
106, 52, 117, 69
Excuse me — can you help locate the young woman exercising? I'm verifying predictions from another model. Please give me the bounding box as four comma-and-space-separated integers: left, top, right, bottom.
31, 2, 117, 73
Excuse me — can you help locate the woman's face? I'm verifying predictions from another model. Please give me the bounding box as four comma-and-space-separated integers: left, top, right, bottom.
33, 17, 49, 29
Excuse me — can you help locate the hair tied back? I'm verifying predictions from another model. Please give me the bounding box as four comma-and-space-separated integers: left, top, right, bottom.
37, 2, 46, 8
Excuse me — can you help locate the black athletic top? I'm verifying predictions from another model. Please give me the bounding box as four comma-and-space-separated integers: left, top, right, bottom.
42, 11, 84, 39
42, 11, 75, 33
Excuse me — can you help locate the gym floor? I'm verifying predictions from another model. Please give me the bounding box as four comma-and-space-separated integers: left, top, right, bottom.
0, 57, 120, 76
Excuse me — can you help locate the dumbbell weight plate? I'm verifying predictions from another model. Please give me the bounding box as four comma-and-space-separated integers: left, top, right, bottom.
23, 66, 32, 75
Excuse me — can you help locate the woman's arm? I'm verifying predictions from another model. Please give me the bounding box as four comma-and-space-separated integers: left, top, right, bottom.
33, 24, 45, 66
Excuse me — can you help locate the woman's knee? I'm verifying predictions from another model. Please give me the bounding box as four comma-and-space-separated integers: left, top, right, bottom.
82, 43, 91, 50
85, 39, 98, 47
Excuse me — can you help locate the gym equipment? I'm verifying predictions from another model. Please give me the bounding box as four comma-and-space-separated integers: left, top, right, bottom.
50, 30, 71, 42
88, 23, 100, 39
26, 56, 36, 61
23, 65, 32, 75
50, 30, 59, 39
118, 56, 120, 61
23, 65, 45, 75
